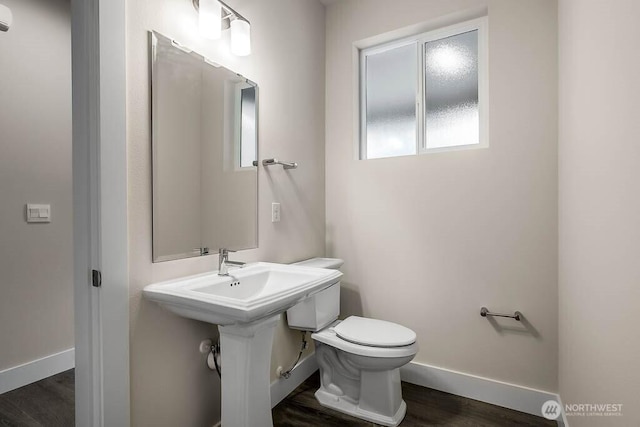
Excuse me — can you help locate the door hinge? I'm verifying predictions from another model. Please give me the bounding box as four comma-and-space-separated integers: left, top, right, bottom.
92, 269, 102, 287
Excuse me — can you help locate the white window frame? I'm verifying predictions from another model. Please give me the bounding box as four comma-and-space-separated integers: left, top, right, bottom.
359, 17, 488, 160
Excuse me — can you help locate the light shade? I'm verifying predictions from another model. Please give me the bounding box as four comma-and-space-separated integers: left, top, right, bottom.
199, 0, 221, 40
230, 19, 251, 56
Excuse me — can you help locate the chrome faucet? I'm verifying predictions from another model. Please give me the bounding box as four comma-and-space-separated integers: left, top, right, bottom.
218, 248, 245, 276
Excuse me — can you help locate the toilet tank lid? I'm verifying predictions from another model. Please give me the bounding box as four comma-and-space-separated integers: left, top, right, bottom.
293, 257, 344, 270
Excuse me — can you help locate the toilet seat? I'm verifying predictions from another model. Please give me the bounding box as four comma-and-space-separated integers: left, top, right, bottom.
312, 318, 419, 359
334, 316, 416, 347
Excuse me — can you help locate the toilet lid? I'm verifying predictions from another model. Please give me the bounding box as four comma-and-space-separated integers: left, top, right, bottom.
334, 316, 416, 347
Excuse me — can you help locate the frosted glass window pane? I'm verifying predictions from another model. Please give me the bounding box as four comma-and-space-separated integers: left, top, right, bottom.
425, 30, 479, 149
365, 43, 417, 159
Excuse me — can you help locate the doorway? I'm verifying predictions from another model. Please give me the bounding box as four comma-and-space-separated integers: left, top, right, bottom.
0, 0, 130, 425
0, 0, 75, 423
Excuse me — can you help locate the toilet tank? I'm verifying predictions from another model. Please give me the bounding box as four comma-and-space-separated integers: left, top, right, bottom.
286, 258, 344, 332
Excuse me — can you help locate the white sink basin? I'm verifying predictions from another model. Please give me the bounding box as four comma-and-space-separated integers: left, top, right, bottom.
143, 262, 342, 325
144, 261, 342, 427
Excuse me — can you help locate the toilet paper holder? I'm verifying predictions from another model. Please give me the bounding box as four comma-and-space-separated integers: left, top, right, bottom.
480, 307, 522, 321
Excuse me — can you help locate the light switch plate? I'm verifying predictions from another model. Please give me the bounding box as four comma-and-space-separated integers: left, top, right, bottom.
26, 204, 51, 223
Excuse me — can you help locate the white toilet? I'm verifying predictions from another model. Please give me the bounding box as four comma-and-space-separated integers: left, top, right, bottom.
286, 258, 418, 427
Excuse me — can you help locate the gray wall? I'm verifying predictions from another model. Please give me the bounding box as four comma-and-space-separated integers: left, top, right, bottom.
126, 0, 326, 425
559, 0, 640, 424
325, 0, 559, 392
0, 0, 73, 371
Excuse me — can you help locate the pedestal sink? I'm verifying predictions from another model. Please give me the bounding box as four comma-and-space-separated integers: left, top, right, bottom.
143, 262, 342, 427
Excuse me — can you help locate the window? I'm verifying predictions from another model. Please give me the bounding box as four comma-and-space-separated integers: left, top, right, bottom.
360, 18, 487, 159
231, 82, 257, 170
239, 86, 257, 168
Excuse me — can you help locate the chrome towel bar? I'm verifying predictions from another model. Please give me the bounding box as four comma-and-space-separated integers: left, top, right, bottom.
480, 307, 522, 321
262, 158, 298, 170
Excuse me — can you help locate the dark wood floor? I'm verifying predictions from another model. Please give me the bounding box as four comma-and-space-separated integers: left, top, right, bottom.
0, 370, 553, 426
0, 370, 74, 427
273, 372, 554, 426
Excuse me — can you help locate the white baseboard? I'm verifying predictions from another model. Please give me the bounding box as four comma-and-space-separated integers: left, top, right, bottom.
401, 361, 561, 422
0, 348, 75, 395
270, 354, 318, 408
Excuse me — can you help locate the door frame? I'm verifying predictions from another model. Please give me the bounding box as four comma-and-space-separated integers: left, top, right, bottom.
71, 0, 129, 425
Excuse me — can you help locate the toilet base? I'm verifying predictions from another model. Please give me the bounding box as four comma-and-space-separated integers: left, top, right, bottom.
315, 389, 407, 427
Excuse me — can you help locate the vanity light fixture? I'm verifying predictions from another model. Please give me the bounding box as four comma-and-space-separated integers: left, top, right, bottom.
192, 0, 251, 56
230, 18, 251, 56
198, 0, 222, 40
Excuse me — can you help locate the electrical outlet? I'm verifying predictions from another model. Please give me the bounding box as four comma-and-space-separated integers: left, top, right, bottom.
272, 202, 281, 222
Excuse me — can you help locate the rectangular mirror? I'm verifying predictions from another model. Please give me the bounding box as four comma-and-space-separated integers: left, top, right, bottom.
151, 31, 258, 262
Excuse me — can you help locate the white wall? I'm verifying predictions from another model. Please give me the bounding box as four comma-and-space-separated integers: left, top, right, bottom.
558, 0, 640, 424
325, 0, 558, 392
126, 0, 326, 424
0, 0, 73, 372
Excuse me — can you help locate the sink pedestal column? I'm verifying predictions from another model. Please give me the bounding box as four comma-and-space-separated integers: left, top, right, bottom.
218, 314, 280, 427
